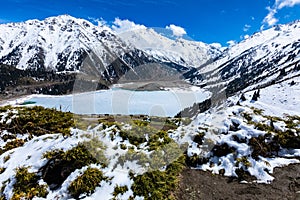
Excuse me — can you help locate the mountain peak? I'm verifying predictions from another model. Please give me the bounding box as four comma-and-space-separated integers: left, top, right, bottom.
0, 15, 129, 71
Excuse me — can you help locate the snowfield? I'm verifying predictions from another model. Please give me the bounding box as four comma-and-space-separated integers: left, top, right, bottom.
180, 76, 300, 183
243, 77, 300, 117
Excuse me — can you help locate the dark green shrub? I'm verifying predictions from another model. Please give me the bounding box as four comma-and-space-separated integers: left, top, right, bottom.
133, 120, 149, 127
0, 106, 74, 136
120, 143, 127, 150
1, 133, 16, 142
117, 148, 149, 168
148, 131, 172, 151
119, 125, 157, 147
0, 139, 25, 156
192, 132, 205, 145
0, 180, 8, 200
235, 168, 257, 182
249, 135, 279, 159
235, 156, 252, 168
98, 116, 121, 130
252, 107, 263, 115
185, 154, 210, 167
273, 130, 300, 149
113, 185, 128, 198
68, 167, 109, 199
3, 155, 10, 163
81, 138, 108, 167
242, 112, 253, 122
42, 142, 106, 189
11, 167, 48, 200
211, 143, 236, 157
131, 156, 185, 200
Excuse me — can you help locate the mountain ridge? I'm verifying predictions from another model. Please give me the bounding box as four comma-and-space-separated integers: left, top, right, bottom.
0, 15, 300, 99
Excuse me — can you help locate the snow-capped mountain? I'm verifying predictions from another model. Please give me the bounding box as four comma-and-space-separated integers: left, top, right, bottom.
0, 15, 300, 97
0, 15, 179, 85
0, 15, 220, 86
0, 15, 129, 71
194, 20, 300, 97
117, 27, 222, 68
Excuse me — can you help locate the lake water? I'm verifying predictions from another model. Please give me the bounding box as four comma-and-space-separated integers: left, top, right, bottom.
17, 87, 211, 117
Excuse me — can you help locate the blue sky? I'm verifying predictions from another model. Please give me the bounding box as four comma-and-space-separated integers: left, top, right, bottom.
1, 0, 300, 46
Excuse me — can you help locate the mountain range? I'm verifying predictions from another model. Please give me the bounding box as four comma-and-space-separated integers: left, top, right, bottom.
0, 15, 299, 99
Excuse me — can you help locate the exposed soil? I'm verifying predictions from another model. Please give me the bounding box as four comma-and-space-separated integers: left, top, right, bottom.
174, 164, 300, 200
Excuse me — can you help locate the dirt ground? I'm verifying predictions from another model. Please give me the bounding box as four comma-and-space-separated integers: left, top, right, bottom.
174, 164, 300, 200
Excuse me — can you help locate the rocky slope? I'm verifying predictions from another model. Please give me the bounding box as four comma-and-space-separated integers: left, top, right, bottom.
116, 27, 222, 68
192, 20, 300, 98
0, 15, 218, 88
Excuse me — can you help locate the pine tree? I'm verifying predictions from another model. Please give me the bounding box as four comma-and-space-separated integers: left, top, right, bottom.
240, 93, 246, 102
251, 91, 258, 101
279, 68, 286, 77
257, 89, 260, 98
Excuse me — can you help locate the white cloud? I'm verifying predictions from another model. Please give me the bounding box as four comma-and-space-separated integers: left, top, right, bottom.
88, 17, 106, 27
111, 18, 146, 33
262, 7, 278, 27
262, 0, 300, 28
239, 34, 250, 40
210, 43, 223, 49
165, 24, 187, 37
276, 0, 300, 9
227, 40, 236, 47
244, 34, 250, 39
243, 24, 251, 32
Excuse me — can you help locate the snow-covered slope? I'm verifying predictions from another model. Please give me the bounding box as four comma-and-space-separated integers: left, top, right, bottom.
0, 76, 299, 200
117, 27, 222, 68
177, 76, 300, 183
0, 15, 220, 86
0, 15, 182, 86
193, 20, 300, 97
0, 15, 134, 72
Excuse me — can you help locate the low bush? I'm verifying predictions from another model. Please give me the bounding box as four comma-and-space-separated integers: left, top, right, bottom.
192, 132, 205, 145
0, 139, 25, 156
42, 141, 107, 189
11, 167, 48, 200
0, 106, 74, 136
119, 125, 157, 147
147, 130, 172, 151
131, 156, 185, 200
68, 167, 109, 199
112, 185, 128, 198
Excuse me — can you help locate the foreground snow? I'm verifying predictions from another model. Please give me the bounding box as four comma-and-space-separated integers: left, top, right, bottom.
0, 77, 299, 199
181, 76, 300, 183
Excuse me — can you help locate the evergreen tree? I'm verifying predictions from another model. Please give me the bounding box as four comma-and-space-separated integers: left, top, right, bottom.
251, 91, 258, 101
279, 68, 286, 77
240, 93, 246, 102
